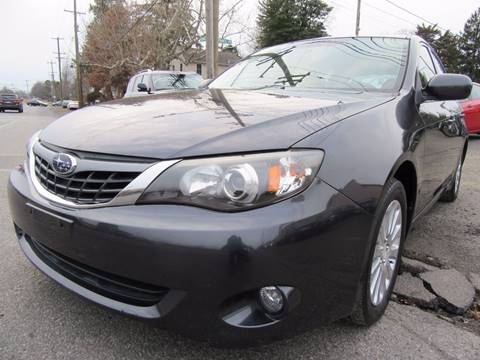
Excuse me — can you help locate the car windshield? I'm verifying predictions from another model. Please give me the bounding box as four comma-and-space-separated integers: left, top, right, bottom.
210, 37, 409, 93
151, 73, 202, 91
1, 94, 17, 99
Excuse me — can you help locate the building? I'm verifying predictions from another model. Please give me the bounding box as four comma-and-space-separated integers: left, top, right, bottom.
170, 49, 241, 78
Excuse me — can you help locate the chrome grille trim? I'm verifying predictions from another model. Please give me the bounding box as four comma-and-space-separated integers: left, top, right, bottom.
34, 154, 140, 204
27, 134, 180, 209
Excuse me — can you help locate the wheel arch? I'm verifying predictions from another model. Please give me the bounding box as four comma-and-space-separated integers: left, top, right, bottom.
385, 157, 418, 232
461, 139, 468, 164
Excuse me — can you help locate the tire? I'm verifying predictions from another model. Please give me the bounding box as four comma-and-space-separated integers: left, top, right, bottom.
350, 178, 407, 326
440, 159, 462, 203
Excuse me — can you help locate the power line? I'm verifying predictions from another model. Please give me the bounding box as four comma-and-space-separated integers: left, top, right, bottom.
364, 0, 417, 27
384, 0, 446, 30
329, 0, 414, 31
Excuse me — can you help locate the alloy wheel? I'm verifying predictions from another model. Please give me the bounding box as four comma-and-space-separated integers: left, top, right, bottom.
369, 200, 402, 306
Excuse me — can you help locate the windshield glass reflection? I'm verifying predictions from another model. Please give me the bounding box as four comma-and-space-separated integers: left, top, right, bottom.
211, 37, 409, 93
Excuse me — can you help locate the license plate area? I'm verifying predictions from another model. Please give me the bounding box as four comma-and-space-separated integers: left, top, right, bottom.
26, 202, 73, 237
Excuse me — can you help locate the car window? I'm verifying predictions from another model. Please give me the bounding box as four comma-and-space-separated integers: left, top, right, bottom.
418, 45, 436, 88
1, 94, 17, 99
211, 37, 409, 93
470, 84, 480, 100
151, 73, 202, 91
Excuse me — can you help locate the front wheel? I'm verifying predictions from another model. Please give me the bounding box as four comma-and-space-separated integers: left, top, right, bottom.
350, 179, 407, 325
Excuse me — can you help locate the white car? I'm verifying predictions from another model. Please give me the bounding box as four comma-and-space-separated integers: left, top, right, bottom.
67, 101, 79, 110
124, 70, 203, 98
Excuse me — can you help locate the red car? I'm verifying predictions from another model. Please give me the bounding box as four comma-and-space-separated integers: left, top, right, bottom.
0, 93, 23, 113
462, 82, 480, 135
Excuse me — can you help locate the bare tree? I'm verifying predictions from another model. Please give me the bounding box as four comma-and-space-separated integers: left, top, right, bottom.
83, 0, 204, 98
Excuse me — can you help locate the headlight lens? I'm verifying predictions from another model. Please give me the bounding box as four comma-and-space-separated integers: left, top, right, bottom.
137, 150, 324, 211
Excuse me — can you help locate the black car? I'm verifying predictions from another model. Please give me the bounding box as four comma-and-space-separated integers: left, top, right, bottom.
8, 36, 471, 345
27, 98, 48, 107
0, 93, 23, 112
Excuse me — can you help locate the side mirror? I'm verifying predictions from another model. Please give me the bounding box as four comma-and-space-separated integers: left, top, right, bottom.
137, 83, 148, 92
199, 78, 213, 89
425, 74, 472, 100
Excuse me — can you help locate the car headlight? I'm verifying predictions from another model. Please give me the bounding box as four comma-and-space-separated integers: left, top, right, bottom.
137, 150, 324, 211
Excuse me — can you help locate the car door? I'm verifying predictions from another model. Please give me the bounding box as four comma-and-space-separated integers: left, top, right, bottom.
463, 83, 480, 133
416, 43, 464, 208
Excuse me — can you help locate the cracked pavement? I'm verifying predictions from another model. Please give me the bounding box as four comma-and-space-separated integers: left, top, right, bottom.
1, 106, 479, 359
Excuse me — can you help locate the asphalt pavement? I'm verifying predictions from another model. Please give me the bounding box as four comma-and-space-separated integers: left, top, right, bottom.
1, 106, 479, 359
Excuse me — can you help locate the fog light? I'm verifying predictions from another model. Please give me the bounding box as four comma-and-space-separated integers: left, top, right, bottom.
259, 286, 284, 314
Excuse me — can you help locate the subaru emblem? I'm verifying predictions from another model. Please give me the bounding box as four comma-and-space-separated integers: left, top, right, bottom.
51, 153, 77, 175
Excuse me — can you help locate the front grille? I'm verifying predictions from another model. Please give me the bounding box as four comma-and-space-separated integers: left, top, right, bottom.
23, 231, 169, 307
34, 153, 141, 205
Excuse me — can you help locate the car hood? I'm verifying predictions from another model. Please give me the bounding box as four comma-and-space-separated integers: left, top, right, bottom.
40, 89, 393, 159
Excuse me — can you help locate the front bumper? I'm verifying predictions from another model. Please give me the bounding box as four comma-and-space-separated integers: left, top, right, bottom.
8, 165, 374, 344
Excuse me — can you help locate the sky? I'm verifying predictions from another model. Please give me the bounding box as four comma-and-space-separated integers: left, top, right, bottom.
0, 0, 478, 92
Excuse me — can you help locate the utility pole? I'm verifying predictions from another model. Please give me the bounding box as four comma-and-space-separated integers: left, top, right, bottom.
205, 0, 219, 79
52, 37, 65, 101
65, 0, 85, 108
25, 80, 30, 96
48, 61, 56, 101
355, 0, 361, 36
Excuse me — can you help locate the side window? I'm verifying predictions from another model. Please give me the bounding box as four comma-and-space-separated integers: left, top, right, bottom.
418, 45, 436, 88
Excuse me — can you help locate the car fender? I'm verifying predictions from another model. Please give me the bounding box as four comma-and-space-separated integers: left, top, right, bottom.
293, 92, 423, 215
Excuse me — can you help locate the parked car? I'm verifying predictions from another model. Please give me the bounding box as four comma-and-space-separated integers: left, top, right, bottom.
67, 101, 79, 110
461, 82, 480, 135
8, 36, 472, 346
61, 100, 71, 109
123, 70, 203, 97
52, 100, 63, 107
0, 93, 23, 112
27, 98, 48, 107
